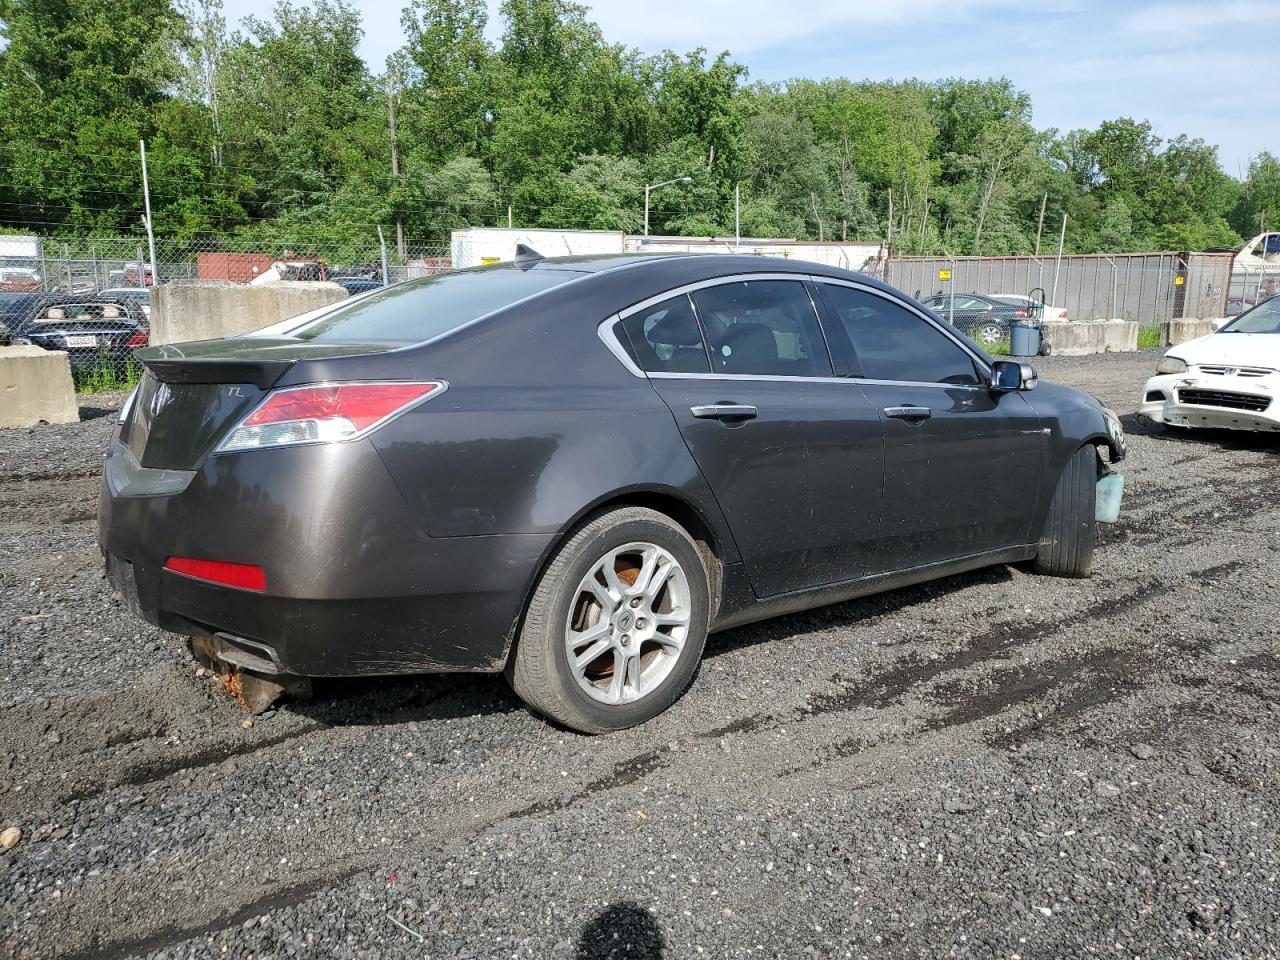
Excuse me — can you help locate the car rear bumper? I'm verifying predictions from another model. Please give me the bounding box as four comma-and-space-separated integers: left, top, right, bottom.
1138, 373, 1280, 433
98, 435, 552, 677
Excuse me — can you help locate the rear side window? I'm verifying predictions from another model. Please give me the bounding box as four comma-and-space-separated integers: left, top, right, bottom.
822, 284, 981, 385
619, 294, 710, 373
691, 280, 832, 377
291, 268, 582, 343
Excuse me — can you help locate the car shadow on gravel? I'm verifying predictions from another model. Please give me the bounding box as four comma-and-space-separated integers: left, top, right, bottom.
290, 672, 525, 728
77, 404, 119, 422
704, 564, 1016, 661
241, 566, 1018, 732
1121, 412, 1280, 451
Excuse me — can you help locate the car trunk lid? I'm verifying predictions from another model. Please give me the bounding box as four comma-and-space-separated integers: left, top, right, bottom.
126, 337, 401, 470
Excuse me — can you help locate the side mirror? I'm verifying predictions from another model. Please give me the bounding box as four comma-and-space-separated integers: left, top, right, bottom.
991, 359, 1038, 392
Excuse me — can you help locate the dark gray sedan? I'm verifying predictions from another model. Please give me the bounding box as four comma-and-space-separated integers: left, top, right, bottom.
98, 252, 1125, 732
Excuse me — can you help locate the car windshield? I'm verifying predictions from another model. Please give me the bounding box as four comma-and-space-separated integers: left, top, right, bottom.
1219, 297, 1280, 334
289, 267, 583, 343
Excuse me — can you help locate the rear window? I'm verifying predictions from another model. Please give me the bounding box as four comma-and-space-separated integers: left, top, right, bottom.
34, 301, 132, 322
290, 268, 582, 343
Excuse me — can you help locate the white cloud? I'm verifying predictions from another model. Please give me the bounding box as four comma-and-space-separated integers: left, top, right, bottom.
572, 0, 1028, 55
1117, 0, 1273, 38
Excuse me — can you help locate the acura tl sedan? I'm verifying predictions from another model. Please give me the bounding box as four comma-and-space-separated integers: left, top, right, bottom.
1140, 295, 1280, 433
99, 251, 1126, 732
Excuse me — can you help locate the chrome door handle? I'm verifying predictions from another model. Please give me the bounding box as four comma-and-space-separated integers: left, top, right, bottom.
690, 403, 758, 421
884, 405, 932, 421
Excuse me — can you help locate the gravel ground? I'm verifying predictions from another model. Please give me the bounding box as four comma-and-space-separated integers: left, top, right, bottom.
2, 355, 1279, 959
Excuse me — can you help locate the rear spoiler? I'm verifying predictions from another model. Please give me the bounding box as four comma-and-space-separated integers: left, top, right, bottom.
139, 356, 293, 389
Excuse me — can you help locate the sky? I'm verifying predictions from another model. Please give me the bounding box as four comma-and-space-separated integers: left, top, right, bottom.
220, 0, 1278, 176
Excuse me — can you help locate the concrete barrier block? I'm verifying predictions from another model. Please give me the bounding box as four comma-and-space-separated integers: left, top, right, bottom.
1164, 318, 1217, 346
0, 346, 79, 428
1101, 319, 1138, 353
151, 280, 348, 346
1042, 319, 1108, 356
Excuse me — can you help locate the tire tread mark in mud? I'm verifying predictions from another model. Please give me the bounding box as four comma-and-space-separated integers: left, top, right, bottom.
698, 559, 1249, 753
507, 747, 669, 820
57, 867, 367, 960
41, 683, 468, 809
0, 468, 102, 484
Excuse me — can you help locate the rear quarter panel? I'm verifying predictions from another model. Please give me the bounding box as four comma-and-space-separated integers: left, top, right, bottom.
355, 272, 741, 559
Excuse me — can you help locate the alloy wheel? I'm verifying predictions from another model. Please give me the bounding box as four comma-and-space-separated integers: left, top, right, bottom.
977, 323, 1004, 345
564, 541, 692, 705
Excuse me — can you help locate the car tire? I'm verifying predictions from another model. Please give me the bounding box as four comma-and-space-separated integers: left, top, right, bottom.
1033, 445, 1097, 578
976, 323, 1005, 346
508, 506, 710, 734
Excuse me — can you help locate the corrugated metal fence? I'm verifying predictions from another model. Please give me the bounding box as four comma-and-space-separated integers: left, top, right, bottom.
887, 252, 1233, 323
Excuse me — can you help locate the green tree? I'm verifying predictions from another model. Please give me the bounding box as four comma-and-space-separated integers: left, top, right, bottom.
1233, 152, 1280, 239
398, 0, 490, 162
217, 0, 382, 217
0, 0, 180, 231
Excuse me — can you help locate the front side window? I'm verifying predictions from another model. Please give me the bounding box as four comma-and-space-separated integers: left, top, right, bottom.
618, 294, 710, 373
822, 284, 981, 385
690, 280, 832, 377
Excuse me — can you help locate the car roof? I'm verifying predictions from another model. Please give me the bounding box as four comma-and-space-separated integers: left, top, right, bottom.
523, 251, 879, 285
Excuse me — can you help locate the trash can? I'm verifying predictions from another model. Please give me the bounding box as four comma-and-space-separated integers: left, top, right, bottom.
1010, 320, 1042, 357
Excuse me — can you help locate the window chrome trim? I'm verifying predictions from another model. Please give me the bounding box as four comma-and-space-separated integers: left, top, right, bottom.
811, 275, 994, 377
647, 372, 984, 390
597, 313, 646, 379
597, 271, 994, 388
600, 272, 837, 381
615, 272, 813, 322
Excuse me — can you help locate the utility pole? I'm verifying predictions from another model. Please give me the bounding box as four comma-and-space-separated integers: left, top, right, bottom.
886, 188, 893, 255
508, 205, 513, 228
139, 140, 159, 287
376, 225, 390, 287
734, 183, 741, 251
387, 72, 405, 259
644, 176, 692, 237
1034, 193, 1047, 256
1051, 213, 1068, 304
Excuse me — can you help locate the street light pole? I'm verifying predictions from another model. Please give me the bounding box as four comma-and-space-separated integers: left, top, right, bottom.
643, 176, 692, 237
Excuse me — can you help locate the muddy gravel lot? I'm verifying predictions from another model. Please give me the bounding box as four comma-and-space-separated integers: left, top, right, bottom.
2, 353, 1279, 959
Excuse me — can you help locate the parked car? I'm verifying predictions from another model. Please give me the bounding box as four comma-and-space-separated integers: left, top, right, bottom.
0, 267, 42, 291
919, 292, 1030, 346
990, 293, 1068, 322
249, 259, 329, 284
100, 287, 153, 319
99, 252, 1126, 732
0, 291, 46, 340
8, 294, 149, 374
1140, 295, 1280, 433
334, 277, 384, 296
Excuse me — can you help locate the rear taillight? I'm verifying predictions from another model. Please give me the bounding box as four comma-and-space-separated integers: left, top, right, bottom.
218, 380, 445, 453
1014, 308, 1031, 318
165, 557, 267, 592
126, 330, 149, 348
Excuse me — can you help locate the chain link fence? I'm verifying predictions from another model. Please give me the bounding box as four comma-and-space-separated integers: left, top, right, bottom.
886, 251, 1235, 350
1, 229, 1269, 390
0, 233, 451, 390
1228, 266, 1280, 317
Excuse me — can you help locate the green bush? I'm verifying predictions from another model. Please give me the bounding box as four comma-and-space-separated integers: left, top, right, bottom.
987, 340, 1012, 356
1137, 326, 1162, 349
73, 355, 143, 394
